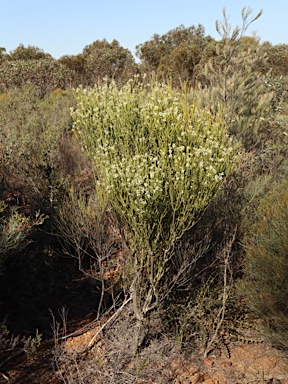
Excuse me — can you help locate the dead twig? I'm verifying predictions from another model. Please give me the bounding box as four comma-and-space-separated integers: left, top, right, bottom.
0, 371, 11, 382
77, 295, 132, 355
203, 228, 236, 358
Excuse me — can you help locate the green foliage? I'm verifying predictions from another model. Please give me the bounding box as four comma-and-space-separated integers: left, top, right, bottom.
59, 39, 138, 88
0, 85, 76, 211
0, 58, 74, 96
23, 329, 42, 358
0, 324, 42, 363
137, 24, 212, 87
58, 53, 87, 87
0, 324, 21, 352
0, 203, 31, 255
197, 7, 273, 151
0, 201, 46, 272
71, 77, 238, 326
72, 78, 237, 246
82, 39, 138, 86
259, 43, 288, 77
239, 184, 288, 350
197, 7, 288, 202
8, 44, 52, 61
0, 47, 8, 64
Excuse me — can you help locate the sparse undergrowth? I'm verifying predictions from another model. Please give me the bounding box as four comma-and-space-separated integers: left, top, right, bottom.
239, 183, 288, 351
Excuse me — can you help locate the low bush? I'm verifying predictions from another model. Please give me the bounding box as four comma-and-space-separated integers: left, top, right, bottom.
0, 192, 46, 277
0, 85, 78, 213
56, 185, 127, 319
239, 183, 288, 350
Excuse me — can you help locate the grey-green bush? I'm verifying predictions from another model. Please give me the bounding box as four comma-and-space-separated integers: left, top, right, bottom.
239, 183, 288, 350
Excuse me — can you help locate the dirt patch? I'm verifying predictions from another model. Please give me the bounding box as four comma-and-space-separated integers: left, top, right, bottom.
202, 342, 288, 384
0, 249, 103, 384
1, 316, 288, 384
50, 318, 288, 384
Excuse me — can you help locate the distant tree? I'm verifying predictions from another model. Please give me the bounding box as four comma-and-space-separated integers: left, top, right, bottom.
260, 43, 288, 77
0, 47, 8, 64
239, 35, 260, 47
0, 44, 72, 96
58, 53, 87, 87
82, 39, 138, 86
0, 58, 74, 96
136, 24, 212, 86
9, 44, 52, 61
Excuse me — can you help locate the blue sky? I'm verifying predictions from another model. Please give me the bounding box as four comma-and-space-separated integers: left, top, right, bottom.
1, 1, 287, 59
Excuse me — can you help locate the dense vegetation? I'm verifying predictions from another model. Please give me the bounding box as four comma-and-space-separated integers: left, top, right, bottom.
1, 7, 288, 383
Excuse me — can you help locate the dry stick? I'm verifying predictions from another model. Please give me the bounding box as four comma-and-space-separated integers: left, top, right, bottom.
116, 370, 162, 384
203, 230, 236, 358
203, 256, 228, 358
96, 261, 106, 321
77, 295, 132, 355
57, 292, 123, 341
0, 371, 11, 382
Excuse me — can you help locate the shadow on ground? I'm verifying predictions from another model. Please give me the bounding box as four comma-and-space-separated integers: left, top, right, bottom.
0, 237, 103, 383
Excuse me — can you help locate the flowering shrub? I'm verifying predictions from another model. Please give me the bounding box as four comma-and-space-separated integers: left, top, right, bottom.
71, 78, 238, 330
73, 79, 236, 236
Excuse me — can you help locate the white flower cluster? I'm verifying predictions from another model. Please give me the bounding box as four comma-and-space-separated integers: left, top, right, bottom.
103, 153, 164, 216
71, 79, 238, 230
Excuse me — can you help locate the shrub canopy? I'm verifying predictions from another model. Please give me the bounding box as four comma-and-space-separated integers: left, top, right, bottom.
72, 78, 238, 250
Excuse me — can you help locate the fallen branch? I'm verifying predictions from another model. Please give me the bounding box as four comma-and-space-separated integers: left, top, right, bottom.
77, 295, 132, 355
0, 371, 11, 382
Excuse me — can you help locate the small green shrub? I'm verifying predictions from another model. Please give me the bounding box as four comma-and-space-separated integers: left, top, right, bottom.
0, 199, 46, 272
0, 323, 21, 353
0, 85, 76, 212
23, 329, 42, 358
0, 324, 42, 364
239, 183, 288, 350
